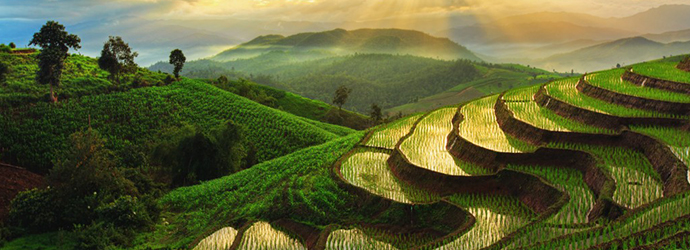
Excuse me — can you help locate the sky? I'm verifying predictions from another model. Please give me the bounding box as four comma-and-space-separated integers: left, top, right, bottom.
2, 0, 689, 65
2, 0, 689, 24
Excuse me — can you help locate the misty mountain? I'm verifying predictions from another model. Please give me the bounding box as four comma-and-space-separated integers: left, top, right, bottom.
537, 37, 690, 73
643, 29, 690, 43
211, 28, 482, 62
442, 4, 690, 50
441, 21, 636, 45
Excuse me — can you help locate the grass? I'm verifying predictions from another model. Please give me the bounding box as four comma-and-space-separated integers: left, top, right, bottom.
340, 149, 440, 204
586, 68, 690, 103
236, 221, 306, 250
399, 107, 490, 176
0, 52, 168, 106
545, 78, 682, 119
548, 142, 662, 209
156, 132, 364, 248
457, 95, 538, 153
0, 232, 77, 250
633, 61, 690, 84
0, 79, 351, 171
365, 114, 422, 149
436, 194, 535, 250
193, 227, 238, 250
504, 85, 616, 134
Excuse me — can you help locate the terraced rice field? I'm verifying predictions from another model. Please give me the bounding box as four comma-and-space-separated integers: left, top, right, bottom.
194, 227, 238, 250
545, 78, 680, 118
365, 114, 422, 149
633, 61, 690, 84
437, 194, 535, 250
586, 68, 690, 103
457, 95, 538, 153
340, 149, 439, 204
504, 86, 616, 134
196, 59, 690, 250
399, 107, 490, 176
325, 228, 396, 250
236, 222, 306, 250
507, 164, 595, 225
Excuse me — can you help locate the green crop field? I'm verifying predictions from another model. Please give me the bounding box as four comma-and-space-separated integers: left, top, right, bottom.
586, 68, 690, 103
399, 107, 490, 176
4, 23, 690, 250
457, 95, 538, 153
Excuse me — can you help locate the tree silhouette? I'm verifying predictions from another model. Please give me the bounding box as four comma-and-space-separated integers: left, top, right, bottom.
98, 36, 138, 84
169, 49, 186, 79
332, 85, 351, 110
29, 21, 81, 103
370, 103, 383, 124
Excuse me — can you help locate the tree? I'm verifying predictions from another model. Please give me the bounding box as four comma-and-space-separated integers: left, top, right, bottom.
169, 49, 186, 79
0, 61, 8, 84
29, 21, 81, 103
332, 85, 351, 110
98, 36, 138, 84
9, 42, 16, 49
370, 103, 383, 124
153, 121, 247, 187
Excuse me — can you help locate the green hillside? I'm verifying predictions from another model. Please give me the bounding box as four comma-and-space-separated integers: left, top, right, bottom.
125, 54, 690, 249
151, 53, 559, 113
201, 78, 371, 130
0, 52, 354, 173
211, 28, 482, 62
0, 52, 169, 106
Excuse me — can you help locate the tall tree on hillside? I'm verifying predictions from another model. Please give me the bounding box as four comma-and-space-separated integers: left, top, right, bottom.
98, 36, 138, 84
370, 103, 383, 124
29, 21, 81, 103
332, 85, 351, 110
169, 49, 186, 79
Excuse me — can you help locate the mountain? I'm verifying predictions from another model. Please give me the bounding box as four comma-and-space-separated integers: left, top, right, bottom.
211, 28, 482, 62
151, 53, 559, 114
538, 37, 690, 72
643, 28, 690, 43
616, 4, 690, 34
441, 21, 637, 46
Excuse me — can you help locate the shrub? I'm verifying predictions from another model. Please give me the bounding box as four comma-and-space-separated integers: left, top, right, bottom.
0, 44, 10, 53
8, 42, 16, 49
7, 188, 58, 233
152, 120, 247, 186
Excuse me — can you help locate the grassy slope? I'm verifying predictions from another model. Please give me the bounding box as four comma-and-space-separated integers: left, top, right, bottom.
0, 52, 168, 106
149, 132, 365, 248
0, 51, 355, 171
387, 63, 561, 115
0, 79, 353, 171
202, 78, 370, 130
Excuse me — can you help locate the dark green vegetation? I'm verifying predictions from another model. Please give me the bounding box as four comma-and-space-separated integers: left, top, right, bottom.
151, 53, 560, 114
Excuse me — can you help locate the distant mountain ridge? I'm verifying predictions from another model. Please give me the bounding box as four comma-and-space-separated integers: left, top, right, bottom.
537, 36, 690, 72
442, 4, 690, 47
211, 28, 482, 62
